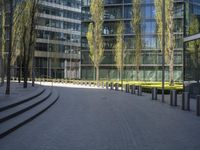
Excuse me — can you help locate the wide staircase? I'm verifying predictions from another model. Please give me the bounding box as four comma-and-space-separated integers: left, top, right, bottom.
0, 85, 59, 138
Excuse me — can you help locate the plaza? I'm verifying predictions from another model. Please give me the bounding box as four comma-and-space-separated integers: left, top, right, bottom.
0, 82, 200, 150
0, 0, 200, 149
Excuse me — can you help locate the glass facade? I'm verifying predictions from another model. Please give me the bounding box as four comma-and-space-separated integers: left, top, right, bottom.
184, 0, 200, 85
81, 0, 184, 81
185, 0, 200, 36
35, 0, 81, 79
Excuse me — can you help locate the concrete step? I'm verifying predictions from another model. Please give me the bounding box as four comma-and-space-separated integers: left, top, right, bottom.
0, 87, 45, 112
0, 88, 52, 123
0, 89, 59, 138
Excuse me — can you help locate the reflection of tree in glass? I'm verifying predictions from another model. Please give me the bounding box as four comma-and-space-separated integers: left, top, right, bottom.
154, 0, 175, 85
188, 15, 200, 82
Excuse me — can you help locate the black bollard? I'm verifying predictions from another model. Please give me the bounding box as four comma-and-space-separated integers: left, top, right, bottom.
131, 85, 136, 94
196, 95, 200, 116
115, 83, 119, 91
152, 88, 157, 100
126, 84, 130, 93
106, 82, 109, 89
138, 86, 142, 96
110, 82, 113, 90
170, 90, 177, 106
182, 92, 190, 111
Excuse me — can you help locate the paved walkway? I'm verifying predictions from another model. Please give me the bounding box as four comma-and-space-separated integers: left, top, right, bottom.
0, 82, 38, 103
0, 83, 200, 150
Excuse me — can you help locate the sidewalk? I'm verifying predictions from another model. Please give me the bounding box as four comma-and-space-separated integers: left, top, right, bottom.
148, 93, 197, 112
0, 82, 39, 104
0, 83, 199, 150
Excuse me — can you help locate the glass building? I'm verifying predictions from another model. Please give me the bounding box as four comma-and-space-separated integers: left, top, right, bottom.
184, 0, 200, 96
35, 0, 81, 79
81, 0, 184, 81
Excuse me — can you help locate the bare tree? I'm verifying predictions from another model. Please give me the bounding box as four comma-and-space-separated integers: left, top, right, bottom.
5, 0, 14, 95
21, 0, 39, 88
12, 2, 27, 83
0, 0, 6, 86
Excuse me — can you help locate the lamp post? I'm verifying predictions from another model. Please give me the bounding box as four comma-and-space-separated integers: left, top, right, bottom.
162, 0, 166, 102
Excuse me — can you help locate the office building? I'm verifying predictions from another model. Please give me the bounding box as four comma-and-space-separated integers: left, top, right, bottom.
0, 0, 82, 80
184, 0, 200, 96
81, 0, 184, 81
35, 0, 81, 79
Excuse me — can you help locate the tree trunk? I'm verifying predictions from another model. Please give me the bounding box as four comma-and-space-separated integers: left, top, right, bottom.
136, 66, 139, 81
18, 57, 22, 83
23, 65, 28, 88
1, 0, 6, 86
120, 67, 123, 91
5, 0, 13, 95
26, 0, 37, 88
168, 26, 174, 85
18, 65, 21, 83
168, 3, 174, 86
17, 58, 20, 83
169, 52, 174, 86
23, 29, 28, 88
24, 55, 31, 88
119, 68, 122, 81
32, 58, 35, 87
96, 66, 99, 81
0, 58, 5, 86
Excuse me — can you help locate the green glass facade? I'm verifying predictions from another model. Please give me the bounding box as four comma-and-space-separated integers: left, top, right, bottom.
184, 0, 200, 83
81, 0, 184, 81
